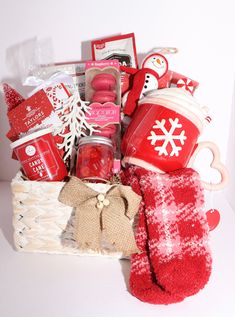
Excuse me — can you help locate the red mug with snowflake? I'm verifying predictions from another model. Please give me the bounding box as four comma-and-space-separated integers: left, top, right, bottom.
11, 128, 68, 181
122, 88, 228, 190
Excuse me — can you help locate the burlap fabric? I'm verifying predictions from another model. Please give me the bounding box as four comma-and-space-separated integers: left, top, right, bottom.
59, 177, 142, 256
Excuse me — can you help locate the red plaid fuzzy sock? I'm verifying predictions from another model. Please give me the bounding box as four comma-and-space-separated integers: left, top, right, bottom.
121, 167, 212, 304
121, 168, 185, 304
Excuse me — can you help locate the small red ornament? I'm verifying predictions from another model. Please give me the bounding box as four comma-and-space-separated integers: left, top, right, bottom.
2, 83, 25, 111
206, 209, 220, 231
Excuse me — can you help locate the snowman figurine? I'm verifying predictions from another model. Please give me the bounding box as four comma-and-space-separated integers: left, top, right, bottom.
122, 53, 168, 117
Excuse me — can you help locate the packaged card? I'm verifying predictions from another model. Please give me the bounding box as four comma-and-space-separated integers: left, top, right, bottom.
92, 33, 138, 94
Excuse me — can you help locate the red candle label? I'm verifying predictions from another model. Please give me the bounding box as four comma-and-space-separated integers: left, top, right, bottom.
14, 137, 60, 181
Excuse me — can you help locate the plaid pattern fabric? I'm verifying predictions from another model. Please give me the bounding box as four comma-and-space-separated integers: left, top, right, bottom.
121, 167, 212, 305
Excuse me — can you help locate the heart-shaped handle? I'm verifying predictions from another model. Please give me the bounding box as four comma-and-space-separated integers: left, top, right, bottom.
187, 141, 229, 191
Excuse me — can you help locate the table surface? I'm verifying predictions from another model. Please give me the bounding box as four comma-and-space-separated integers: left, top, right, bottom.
0, 181, 235, 317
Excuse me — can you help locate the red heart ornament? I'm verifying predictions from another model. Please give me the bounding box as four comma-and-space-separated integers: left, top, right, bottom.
206, 209, 220, 231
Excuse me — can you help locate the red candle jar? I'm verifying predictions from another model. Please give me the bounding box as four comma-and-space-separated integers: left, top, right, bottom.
76, 136, 114, 182
11, 128, 68, 181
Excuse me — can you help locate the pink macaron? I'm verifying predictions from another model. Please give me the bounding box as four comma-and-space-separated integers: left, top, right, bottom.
91, 73, 116, 91
94, 124, 117, 138
91, 90, 117, 103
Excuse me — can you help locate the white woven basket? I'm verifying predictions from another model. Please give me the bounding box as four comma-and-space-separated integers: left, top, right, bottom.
11, 172, 124, 258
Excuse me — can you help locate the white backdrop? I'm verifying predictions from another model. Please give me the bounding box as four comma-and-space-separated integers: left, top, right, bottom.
0, 0, 235, 205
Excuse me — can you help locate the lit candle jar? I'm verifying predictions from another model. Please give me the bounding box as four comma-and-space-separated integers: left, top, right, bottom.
11, 128, 68, 181
76, 136, 114, 183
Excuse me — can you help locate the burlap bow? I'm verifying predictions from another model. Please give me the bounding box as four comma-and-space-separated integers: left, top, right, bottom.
59, 177, 142, 256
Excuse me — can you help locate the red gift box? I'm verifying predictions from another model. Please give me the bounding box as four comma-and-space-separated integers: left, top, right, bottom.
7, 89, 62, 136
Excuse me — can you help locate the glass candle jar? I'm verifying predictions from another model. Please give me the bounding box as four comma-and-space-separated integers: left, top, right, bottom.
76, 136, 114, 182
10, 128, 68, 181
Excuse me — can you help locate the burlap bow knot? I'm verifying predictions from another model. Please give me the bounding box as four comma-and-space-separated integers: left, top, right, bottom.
59, 177, 141, 256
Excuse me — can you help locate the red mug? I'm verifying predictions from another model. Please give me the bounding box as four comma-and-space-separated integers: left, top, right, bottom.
11, 128, 68, 181
122, 88, 228, 190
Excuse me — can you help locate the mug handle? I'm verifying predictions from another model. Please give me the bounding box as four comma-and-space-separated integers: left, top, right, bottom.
187, 141, 229, 191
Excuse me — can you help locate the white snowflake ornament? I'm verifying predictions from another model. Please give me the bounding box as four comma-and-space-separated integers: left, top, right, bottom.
147, 118, 187, 157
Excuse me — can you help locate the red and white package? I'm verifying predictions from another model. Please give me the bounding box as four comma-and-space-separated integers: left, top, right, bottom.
7, 90, 62, 137
7, 83, 70, 137
44, 83, 71, 111
170, 71, 199, 95
92, 33, 138, 94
